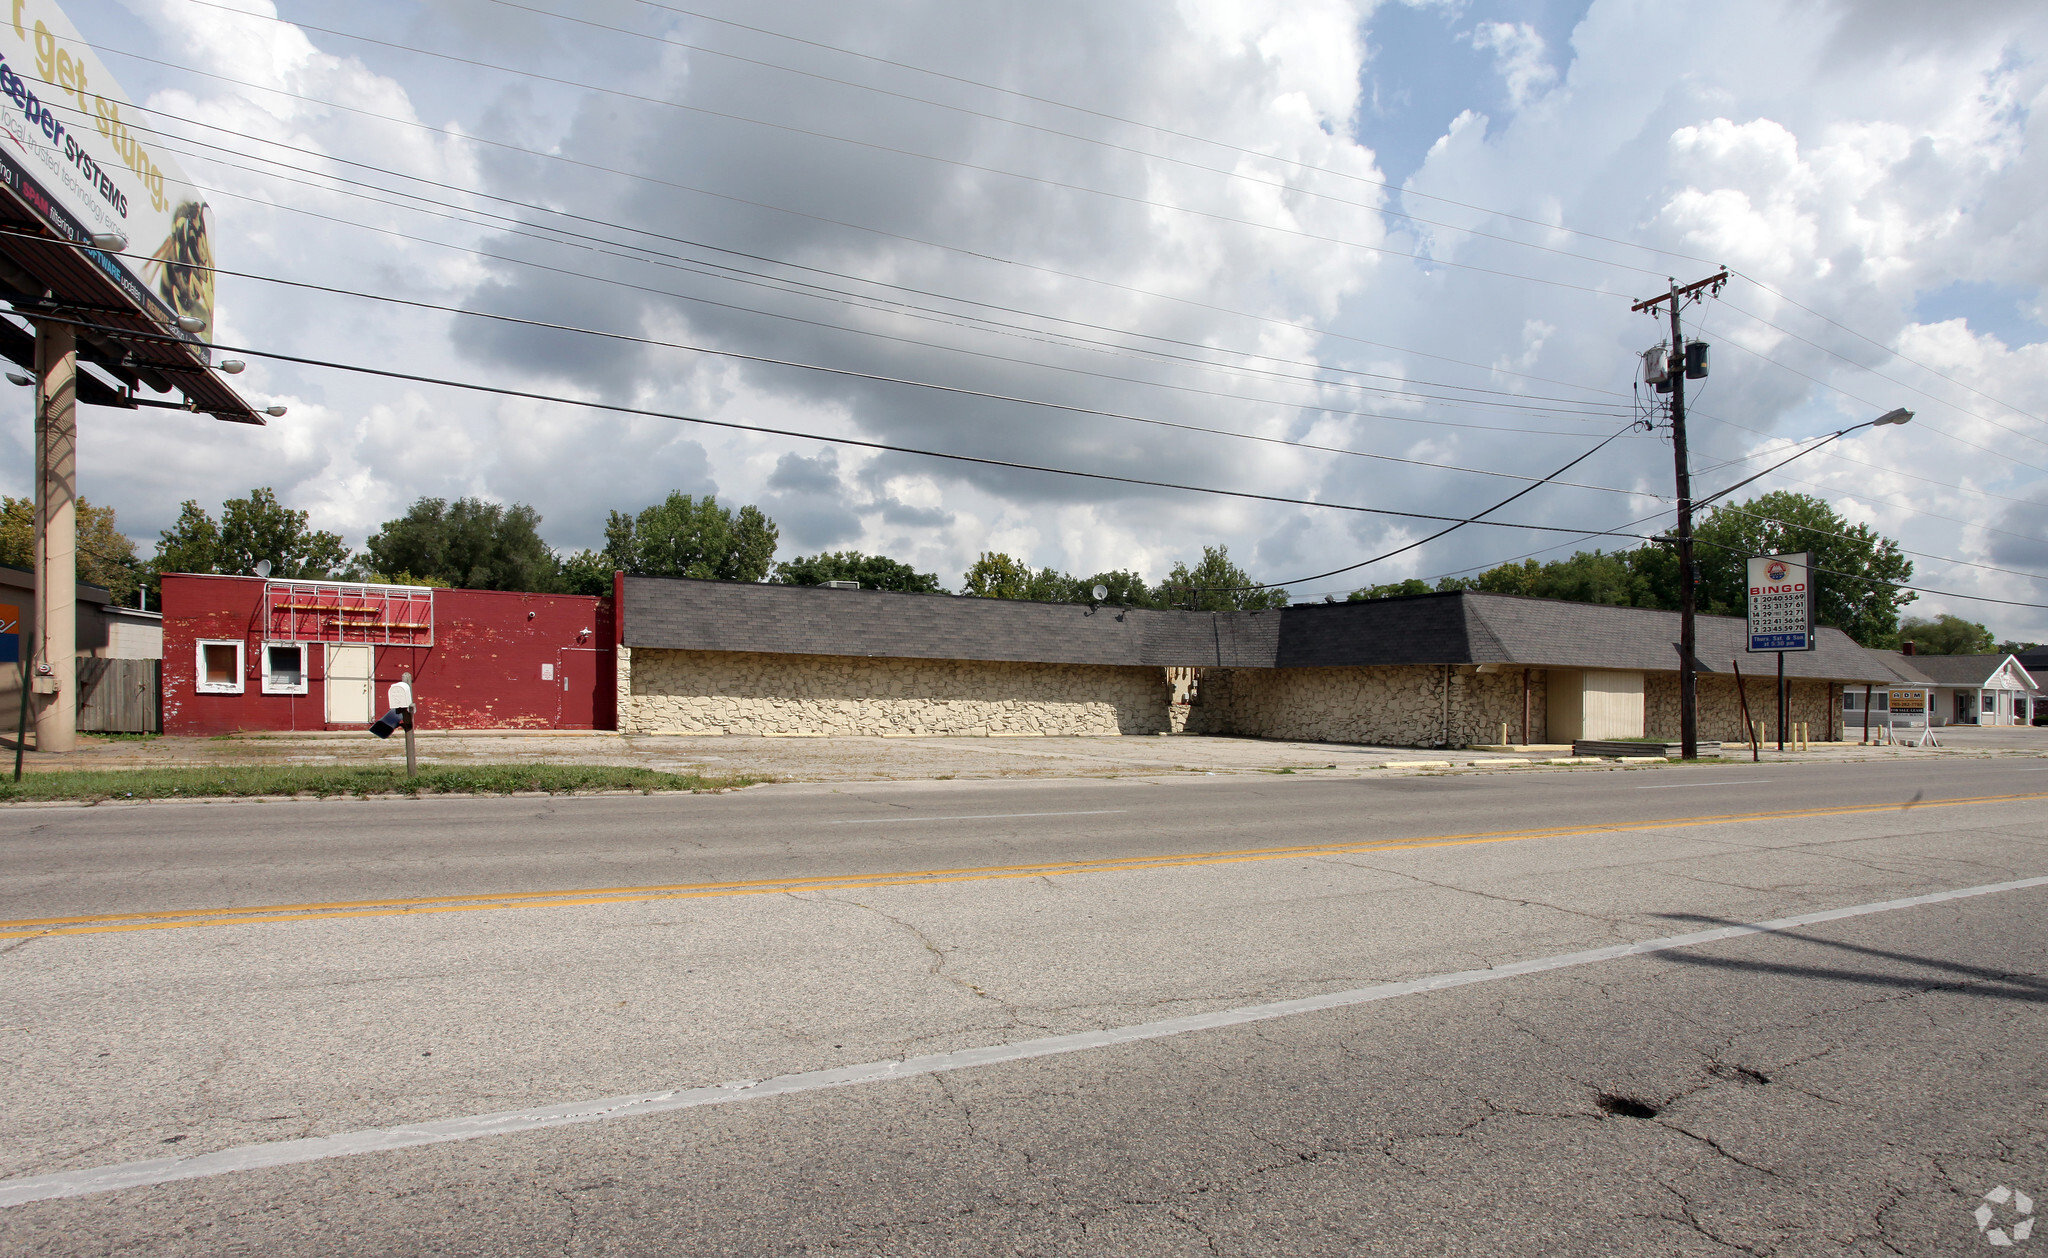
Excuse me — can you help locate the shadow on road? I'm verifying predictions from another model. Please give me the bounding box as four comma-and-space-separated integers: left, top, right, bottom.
1654, 911, 2048, 1003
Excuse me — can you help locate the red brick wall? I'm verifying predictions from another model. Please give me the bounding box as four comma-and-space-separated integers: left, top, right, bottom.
161, 575, 616, 735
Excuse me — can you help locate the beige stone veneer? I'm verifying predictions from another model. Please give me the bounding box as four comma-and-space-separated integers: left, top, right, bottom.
1186, 665, 1550, 748
619, 647, 1173, 736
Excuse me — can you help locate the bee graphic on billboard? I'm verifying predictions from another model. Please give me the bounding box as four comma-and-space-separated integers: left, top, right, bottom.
142, 199, 212, 335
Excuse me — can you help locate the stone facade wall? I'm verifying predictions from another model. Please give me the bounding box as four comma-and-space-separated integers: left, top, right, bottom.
619, 647, 1172, 736
1645, 674, 1838, 743
1186, 665, 1549, 748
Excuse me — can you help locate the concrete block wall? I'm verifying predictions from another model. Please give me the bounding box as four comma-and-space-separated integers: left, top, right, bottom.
1645, 674, 1837, 743
1184, 665, 1549, 748
619, 647, 1174, 736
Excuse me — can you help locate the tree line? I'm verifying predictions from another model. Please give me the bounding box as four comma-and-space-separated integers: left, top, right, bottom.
43, 488, 1288, 612
1348, 490, 1997, 650
3, 486, 2019, 653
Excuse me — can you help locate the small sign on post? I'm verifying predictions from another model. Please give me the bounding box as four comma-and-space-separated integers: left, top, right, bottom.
1746, 552, 1816, 652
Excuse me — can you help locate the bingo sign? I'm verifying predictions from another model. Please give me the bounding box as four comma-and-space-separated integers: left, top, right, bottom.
1746, 552, 1816, 652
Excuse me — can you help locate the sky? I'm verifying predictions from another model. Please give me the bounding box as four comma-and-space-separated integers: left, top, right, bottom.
8, 0, 2048, 640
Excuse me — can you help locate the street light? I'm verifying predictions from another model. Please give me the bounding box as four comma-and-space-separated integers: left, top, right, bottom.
1692, 409, 1913, 511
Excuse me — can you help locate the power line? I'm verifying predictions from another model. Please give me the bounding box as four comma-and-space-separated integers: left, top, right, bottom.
44, 83, 1638, 410
135, 144, 1635, 431
69, 33, 1634, 302
596, 0, 1729, 273
3, 226, 1654, 507
1719, 290, 2048, 454
1684, 535, 2048, 612
128, 3, 2047, 488
1173, 421, 1650, 594
1704, 309, 2048, 477
172, 0, 1678, 287
31, 310, 1665, 547
1731, 269, 2048, 431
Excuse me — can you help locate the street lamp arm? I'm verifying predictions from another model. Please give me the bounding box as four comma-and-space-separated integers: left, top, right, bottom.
1691, 409, 1912, 513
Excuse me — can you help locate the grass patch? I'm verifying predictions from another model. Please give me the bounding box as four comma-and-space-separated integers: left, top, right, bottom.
0, 763, 766, 804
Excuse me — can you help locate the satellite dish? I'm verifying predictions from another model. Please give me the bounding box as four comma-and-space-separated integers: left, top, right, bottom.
1091, 583, 1109, 602
254, 559, 273, 578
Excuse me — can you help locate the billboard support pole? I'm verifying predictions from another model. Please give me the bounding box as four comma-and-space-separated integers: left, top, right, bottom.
31, 320, 76, 755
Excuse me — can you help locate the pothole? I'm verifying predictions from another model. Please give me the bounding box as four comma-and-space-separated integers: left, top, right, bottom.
1595, 1093, 1661, 1119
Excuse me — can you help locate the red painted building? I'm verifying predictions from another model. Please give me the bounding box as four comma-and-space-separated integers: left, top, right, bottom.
161, 574, 616, 735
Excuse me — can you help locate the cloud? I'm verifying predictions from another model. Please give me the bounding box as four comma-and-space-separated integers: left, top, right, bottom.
1468, 21, 1557, 109
12, 0, 2044, 642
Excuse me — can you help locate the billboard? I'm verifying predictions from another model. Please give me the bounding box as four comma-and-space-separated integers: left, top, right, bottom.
0, 0, 211, 339
1746, 551, 1815, 652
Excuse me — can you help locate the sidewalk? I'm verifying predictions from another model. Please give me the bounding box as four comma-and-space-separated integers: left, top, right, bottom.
5, 726, 2044, 784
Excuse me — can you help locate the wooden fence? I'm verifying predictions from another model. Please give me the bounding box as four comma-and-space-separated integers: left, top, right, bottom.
77, 658, 160, 734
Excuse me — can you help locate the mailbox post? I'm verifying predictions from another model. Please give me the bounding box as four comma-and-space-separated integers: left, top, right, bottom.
389, 674, 417, 777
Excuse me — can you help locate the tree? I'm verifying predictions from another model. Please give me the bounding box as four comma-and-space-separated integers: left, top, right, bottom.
360, 497, 562, 592
1897, 614, 1994, 655
147, 488, 349, 591
604, 493, 778, 582
1461, 548, 1675, 609
961, 551, 1031, 599
1691, 491, 1914, 647
773, 550, 944, 592
1348, 579, 1434, 601
0, 495, 141, 604
558, 549, 615, 598
1158, 546, 1288, 611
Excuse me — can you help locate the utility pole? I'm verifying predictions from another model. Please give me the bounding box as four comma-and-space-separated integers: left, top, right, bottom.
1633, 270, 1727, 761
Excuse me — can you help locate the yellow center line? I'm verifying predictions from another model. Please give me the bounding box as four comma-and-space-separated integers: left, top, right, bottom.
5, 789, 2044, 940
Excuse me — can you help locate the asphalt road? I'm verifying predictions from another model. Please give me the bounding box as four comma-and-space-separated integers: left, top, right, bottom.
2, 756, 2045, 1254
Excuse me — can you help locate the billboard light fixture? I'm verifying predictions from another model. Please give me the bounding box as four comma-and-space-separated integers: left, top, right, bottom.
217, 359, 246, 374
89, 231, 127, 252
5, 372, 28, 386
175, 314, 206, 333
263, 404, 288, 417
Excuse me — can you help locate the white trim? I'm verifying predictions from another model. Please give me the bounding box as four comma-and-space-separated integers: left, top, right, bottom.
259, 641, 309, 696
194, 640, 244, 695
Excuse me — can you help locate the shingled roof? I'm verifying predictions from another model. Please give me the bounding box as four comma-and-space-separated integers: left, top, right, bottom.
623, 578, 1898, 681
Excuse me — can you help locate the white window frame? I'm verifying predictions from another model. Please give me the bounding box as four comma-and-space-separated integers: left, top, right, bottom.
195, 639, 246, 695
260, 641, 310, 695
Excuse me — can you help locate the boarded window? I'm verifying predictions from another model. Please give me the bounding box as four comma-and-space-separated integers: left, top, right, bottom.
262, 642, 308, 695
196, 640, 244, 694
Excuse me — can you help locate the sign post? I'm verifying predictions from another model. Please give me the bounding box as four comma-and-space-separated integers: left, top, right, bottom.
392, 674, 416, 778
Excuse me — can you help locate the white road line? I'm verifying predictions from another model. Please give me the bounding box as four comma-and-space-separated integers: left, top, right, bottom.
4, 872, 2043, 1209
1635, 780, 1775, 789
831, 809, 1128, 825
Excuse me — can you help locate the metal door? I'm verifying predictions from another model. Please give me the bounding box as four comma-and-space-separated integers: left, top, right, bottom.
556, 648, 600, 728
326, 644, 373, 724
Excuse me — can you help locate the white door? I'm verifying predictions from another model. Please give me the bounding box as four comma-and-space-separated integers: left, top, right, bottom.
326, 645, 373, 724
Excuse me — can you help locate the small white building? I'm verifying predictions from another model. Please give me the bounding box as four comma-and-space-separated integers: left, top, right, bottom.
1882, 651, 2040, 726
